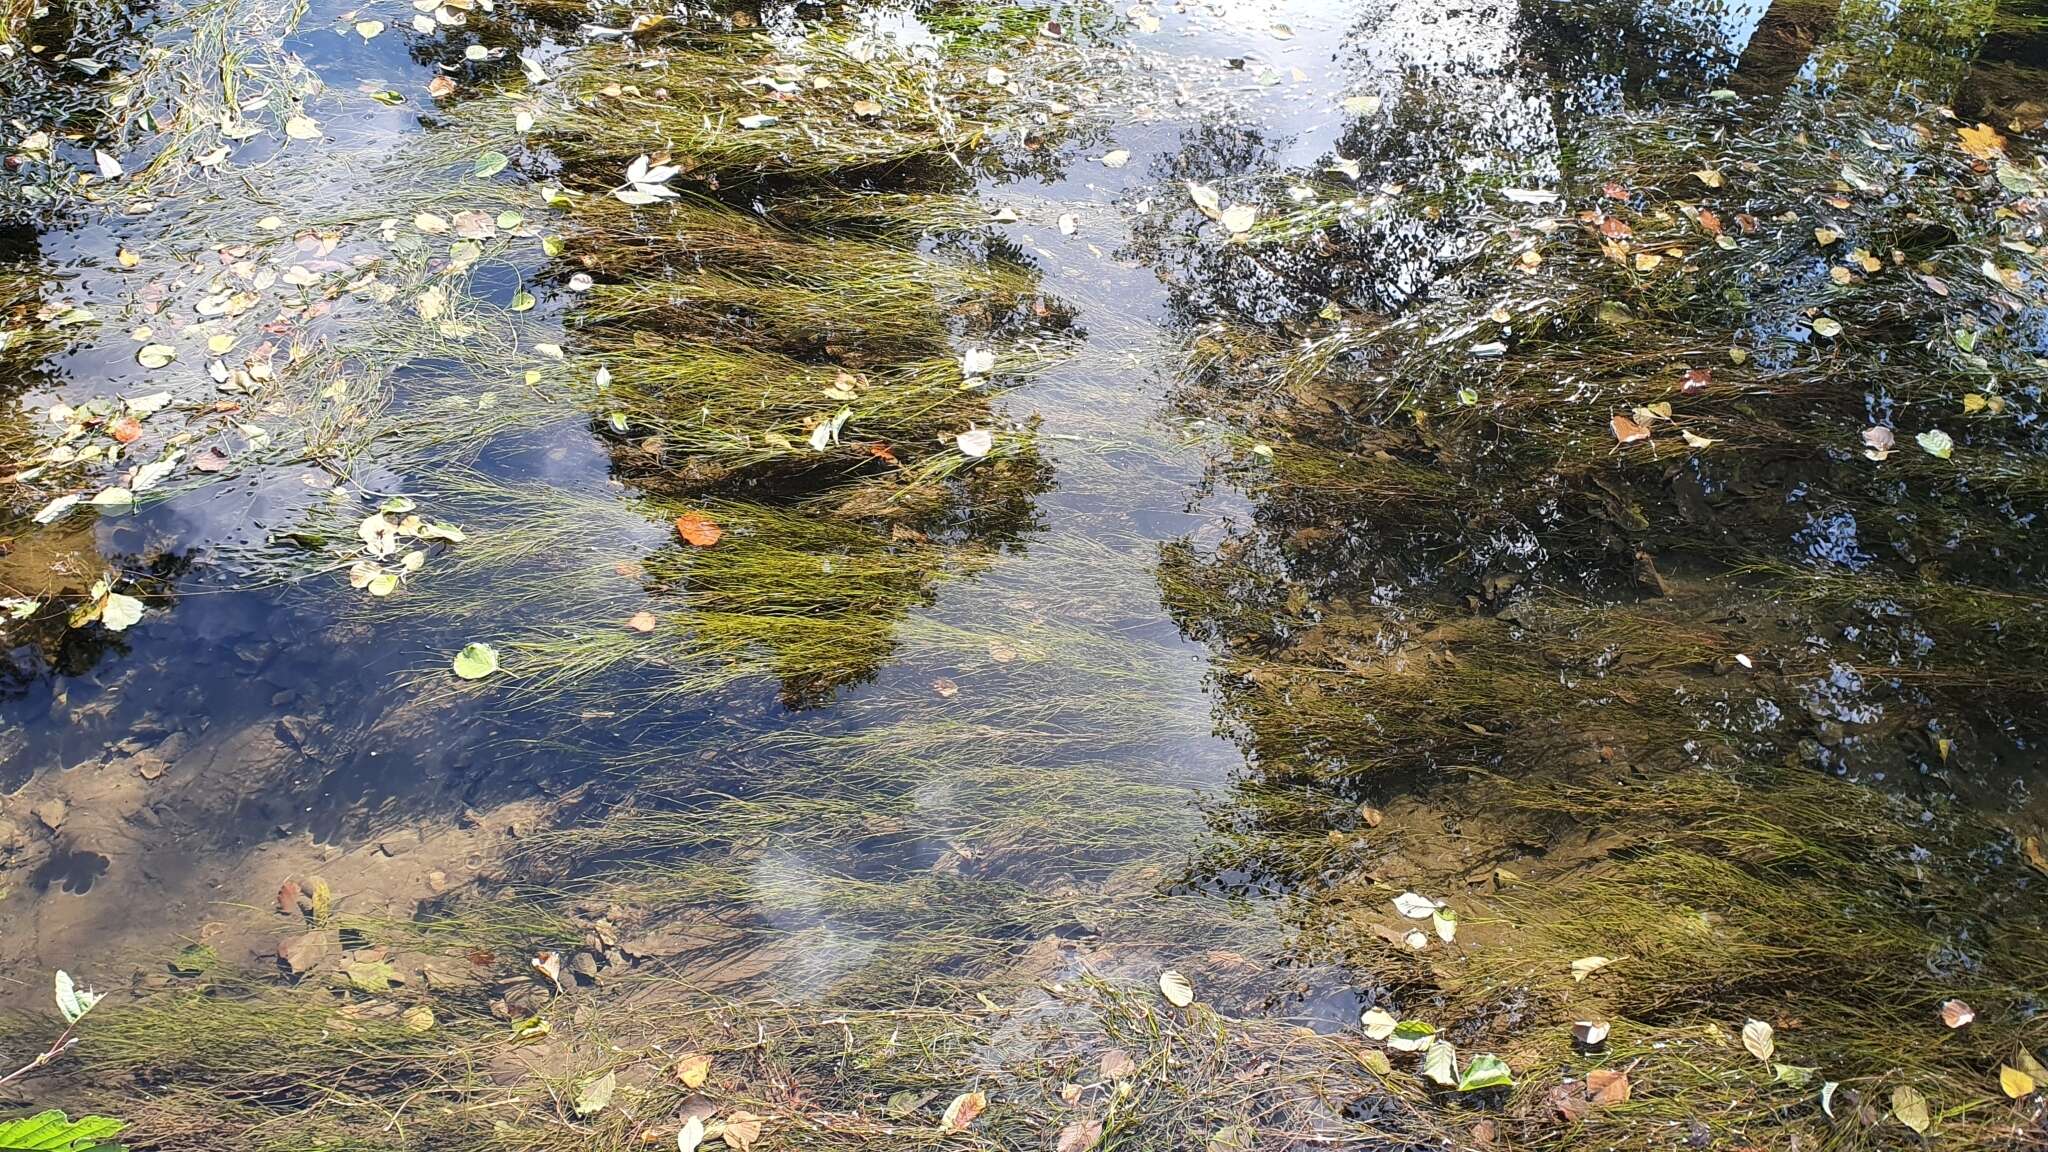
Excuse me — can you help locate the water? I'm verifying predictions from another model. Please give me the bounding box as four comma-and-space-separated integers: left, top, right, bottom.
3, 0, 2047, 1146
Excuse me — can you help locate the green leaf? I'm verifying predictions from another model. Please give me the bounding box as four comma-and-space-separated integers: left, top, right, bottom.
1420, 1039, 1457, 1087
0, 1109, 126, 1151
1772, 1063, 1818, 1087
1916, 429, 1954, 459
452, 642, 500, 680
341, 958, 401, 993
510, 289, 535, 312
1387, 1019, 1437, 1052
1457, 1053, 1513, 1091
472, 150, 510, 178
54, 971, 104, 1023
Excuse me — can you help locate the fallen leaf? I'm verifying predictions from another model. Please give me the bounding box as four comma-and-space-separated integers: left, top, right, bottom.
1586, 1067, 1631, 1106
573, 1070, 616, 1116
1862, 426, 1895, 460
1458, 1053, 1512, 1091
1610, 414, 1650, 444
941, 1091, 985, 1132
1916, 429, 1954, 459
452, 642, 500, 680
1741, 1018, 1775, 1062
427, 75, 457, 99
1958, 122, 2006, 160
2025, 835, 2048, 875
1421, 1039, 1458, 1086
1056, 1118, 1103, 1152
674, 1052, 711, 1088
1572, 1020, 1610, 1047
1159, 969, 1194, 1007
1940, 999, 1975, 1028
957, 427, 994, 457
1811, 317, 1842, 338
2000, 1064, 2035, 1099
626, 612, 658, 633
284, 115, 321, 140
1361, 1008, 1399, 1040
1392, 892, 1439, 919
677, 1116, 706, 1152
1100, 1048, 1136, 1078
1570, 956, 1611, 982
1099, 149, 1131, 168
1891, 1085, 1930, 1134
675, 513, 723, 546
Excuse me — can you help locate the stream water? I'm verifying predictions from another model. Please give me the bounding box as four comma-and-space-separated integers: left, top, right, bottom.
3, 0, 2048, 1147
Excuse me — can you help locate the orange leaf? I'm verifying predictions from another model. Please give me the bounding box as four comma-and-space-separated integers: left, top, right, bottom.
110, 416, 143, 443
625, 612, 657, 632
1587, 1068, 1632, 1107
674, 513, 723, 547
1610, 414, 1651, 444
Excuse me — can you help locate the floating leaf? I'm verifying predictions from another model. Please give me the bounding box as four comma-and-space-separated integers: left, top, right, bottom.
452, 642, 500, 680
1939, 999, 1975, 1028
1420, 1040, 1457, 1087
1392, 892, 1438, 919
136, 342, 176, 368
675, 512, 723, 547
1458, 1054, 1512, 1091
1862, 426, 1895, 460
1587, 1068, 1631, 1106
99, 593, 145, 631
675, 1053, 711, 1088
677, 1116, 705, 1152
284, 115, 321, 140
1055, 1118, 1102, 1152
510, 289, 535, 312
1570, 956, 1611, 982
1572, 1020, 1610, 1046
2001, 1064, 2035, 1098
1432, 908, 1457, 942
1958, 122, 2006, 161
956, 427, 994, 457
960, 347, 995, 377
1217, 204, 1256, 235
472, 150, 509, 178
1916, 429, 1953, 459
1361, 1007, 1398, 1040
1387, 1019, 1437, 1052
1610, 414, 1650, 444
354, 18, 384, 38
1159, 969, 1194, 1007
573, 1070, 616, 1116
1891, 1085, 1930, 1134
55, 970, 104, 1023
1099, 149, 1131, 168
1186, 181, 1222, 218
1773, 1063, 1818, 1087
1741, 1018, 1775, 1062
941, 1091, 985, 1132
1811, 317, 1842, 338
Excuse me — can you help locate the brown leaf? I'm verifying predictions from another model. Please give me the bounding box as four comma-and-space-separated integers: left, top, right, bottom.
625, 611, 657, 632
110, 416, 143, 443
1056, 1118, 1103, 1152
719, 1111, 762, 1150
1610, 414, 1651, 444
674, 513, 723, 547
2025, 834, 2048, 875
427, 75, 457, 99
1358, 803, 1383, 828
1680, 368, 1712, 394
1601, 182, 1628, 200
277, 879, 302, 914
1545, 1083, 1590, 1122
1599, 216, 1633, 240
193, 446, 231, 472
1587, 1068, 1632, 1107
1100, 1048, 1136, 1079
932, 677, 959, 698
1940, 998, 1975, 1028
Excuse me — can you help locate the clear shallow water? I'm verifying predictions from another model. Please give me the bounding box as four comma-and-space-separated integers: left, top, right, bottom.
3, 0, 2048, 1143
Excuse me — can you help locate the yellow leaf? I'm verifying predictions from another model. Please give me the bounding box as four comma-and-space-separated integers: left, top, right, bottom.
675, 1053, 711, 1089
2000, 1065, 2035, 1098
1891, 1085, 1930, 1134
1958, 122, 2006, 161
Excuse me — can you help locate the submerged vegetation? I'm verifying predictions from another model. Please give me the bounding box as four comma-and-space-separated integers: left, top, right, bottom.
3, 0, 2048, 1149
